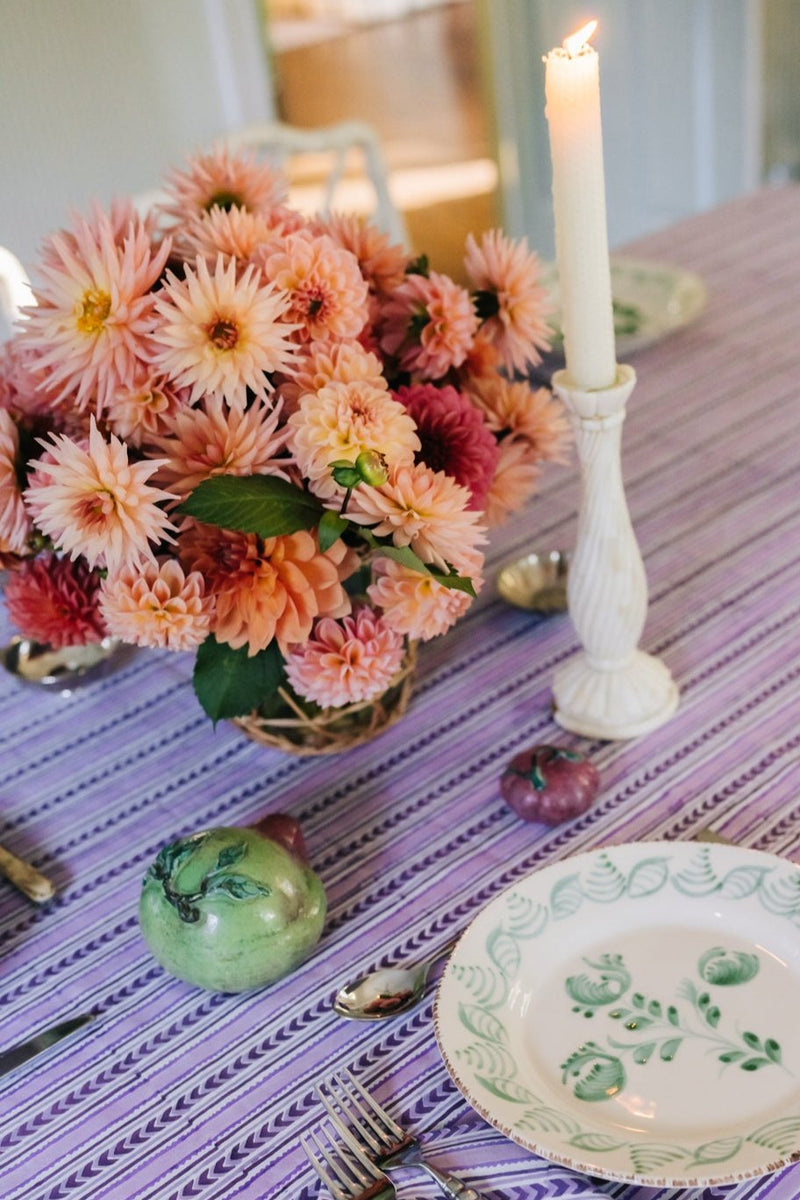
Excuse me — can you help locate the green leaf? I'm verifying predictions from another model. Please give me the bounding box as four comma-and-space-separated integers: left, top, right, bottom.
193, 637, 285, 722
318, 509, 349, 552
718, 1050, 745, 1063
667, 1004, 680, 1026
706, 1005, 721, 1028
206, 875, 271, 901
659, 1038, 682, 1061
741, 1057, 770, 1071
633, 1041, 657, 1065
742, 1031, 763, 1050
631, 992, 645, 1009
429, 569, 477, 597
375, 542, 433, 573
765, 1038, 782, 1063
216, 844, 245, 870
178, 474, 323, 537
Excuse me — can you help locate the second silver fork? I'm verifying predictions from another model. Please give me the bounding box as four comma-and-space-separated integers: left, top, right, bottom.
316, 1069, 489, 1200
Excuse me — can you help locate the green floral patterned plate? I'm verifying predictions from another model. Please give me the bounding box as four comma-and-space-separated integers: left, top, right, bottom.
434, 841, 800, 1187
542, 258, 708, 357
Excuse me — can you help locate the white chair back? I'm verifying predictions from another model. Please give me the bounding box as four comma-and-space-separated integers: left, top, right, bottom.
221, 119, 409, 248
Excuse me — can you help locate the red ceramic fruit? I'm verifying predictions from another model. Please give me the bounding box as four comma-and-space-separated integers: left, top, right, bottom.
500, 745, 599, 825
249, 812, 308, 862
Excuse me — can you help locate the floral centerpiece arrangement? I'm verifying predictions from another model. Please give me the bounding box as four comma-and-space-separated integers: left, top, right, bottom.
0, 147, 569, 749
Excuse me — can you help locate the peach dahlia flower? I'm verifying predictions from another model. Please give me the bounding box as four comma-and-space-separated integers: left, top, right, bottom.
287, 379, 419, 499
345, 462, 486, 575
379, 270, 478, 379
0, 408, 31, 555
24, 417, 176, 572
256, 229, 369, 345
464, 230, 552, 373
100, 559, 213, 651
367, 557, 476, 642
151, 254, 298, 409
179, 524, 357, 656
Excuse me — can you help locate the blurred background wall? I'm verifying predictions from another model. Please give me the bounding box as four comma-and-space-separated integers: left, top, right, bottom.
1, 0, 799, 282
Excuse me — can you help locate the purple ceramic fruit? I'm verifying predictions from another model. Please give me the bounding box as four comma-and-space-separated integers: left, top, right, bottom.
500, 745, 599, 824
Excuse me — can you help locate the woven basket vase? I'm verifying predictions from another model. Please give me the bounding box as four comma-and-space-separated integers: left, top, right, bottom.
233, 641, 417, 757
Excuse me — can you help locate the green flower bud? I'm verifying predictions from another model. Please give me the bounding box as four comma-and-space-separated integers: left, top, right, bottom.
355, 450, 389, 487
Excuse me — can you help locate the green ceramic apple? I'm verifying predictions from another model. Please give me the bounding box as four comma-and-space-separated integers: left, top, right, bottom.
139, 819, 326, 993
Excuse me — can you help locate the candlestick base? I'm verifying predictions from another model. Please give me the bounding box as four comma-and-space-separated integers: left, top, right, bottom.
553, 648, 679, 740
551, 364, 678, 741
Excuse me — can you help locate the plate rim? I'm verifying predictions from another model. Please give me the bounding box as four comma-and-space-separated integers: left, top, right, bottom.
542, 255, 708, 355
434, 839, 800, 1188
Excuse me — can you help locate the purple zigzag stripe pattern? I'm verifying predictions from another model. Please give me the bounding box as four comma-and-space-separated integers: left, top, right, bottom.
4, 187, 800, 1200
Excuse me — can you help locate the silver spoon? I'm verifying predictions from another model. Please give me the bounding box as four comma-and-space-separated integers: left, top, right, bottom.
333, 936, 460, 1021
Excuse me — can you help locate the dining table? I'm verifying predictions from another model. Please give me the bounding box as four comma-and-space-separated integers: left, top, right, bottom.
2, 181, 800, 1200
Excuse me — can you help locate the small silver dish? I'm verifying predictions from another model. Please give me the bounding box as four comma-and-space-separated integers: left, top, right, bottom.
496, 549, 569, 615
1, 636, 123, 686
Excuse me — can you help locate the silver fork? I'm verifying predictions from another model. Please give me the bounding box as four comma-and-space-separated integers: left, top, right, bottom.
302, 1118, 396, 1200
315, 1069, 490, 1200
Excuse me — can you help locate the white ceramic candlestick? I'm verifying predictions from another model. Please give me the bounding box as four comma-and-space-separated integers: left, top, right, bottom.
552, 364, 679, 740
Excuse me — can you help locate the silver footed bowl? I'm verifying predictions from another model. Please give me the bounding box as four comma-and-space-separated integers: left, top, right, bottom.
1, 637, 123, 686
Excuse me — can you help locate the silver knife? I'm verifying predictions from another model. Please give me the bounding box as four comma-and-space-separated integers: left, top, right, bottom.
0, 1012, 95, 1076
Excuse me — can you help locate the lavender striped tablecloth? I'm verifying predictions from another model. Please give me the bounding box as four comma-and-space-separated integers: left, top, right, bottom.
2, 185, 799, 1200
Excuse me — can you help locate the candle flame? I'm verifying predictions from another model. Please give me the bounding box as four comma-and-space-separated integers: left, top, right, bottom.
563, 19, 598, 56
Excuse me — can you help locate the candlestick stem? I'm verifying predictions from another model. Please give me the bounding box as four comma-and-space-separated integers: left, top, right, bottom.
552, 365, 679, 739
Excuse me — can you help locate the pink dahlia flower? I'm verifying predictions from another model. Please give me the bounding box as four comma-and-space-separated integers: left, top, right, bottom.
100, 558, 213, 651
256, 229, 369, 345
104, 370, 188, 449
314, 213, 408, 296
179, 524, 357, 656
345, 461, 486, 575
395, 383, 498, 511
21, 207, 170, 411
154, 393, 290, 501
151, 254, 298, 409
179, 204, 304, 266
24, 417, 177, 572
467, 375, 571, 464
0, 408, 31, 555
287, 379, 418, 498
379, 270, 478, 379
464, 230, 552, 373
367, 556, 478, 642
159, 147, 288, 222
4, 553, 107, 648
483, 436, 542, 527
284, 606, 405, 708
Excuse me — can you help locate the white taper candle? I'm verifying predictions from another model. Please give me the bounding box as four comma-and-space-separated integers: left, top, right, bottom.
544, 20, 617, 390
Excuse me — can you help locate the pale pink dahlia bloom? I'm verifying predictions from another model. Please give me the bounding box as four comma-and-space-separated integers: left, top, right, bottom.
179, 524, 357, 655
464, 230, 552, 373
179, 204, 303, 266
379, 270, 478, 379
24, 417, 176, 572
467, 375, 571, 463
21, 208, 170, 410
100, 558, 213, 651
367, 557, 477, 642
151, 254, 298, 408
346, 462, 486, 575
4, 553, 107, 647
256, 229, 369, 345
314, 213, 408, 296
153, 394, 290, 501
284, 606, 405, 708
395, 383, 498, 511
483, 436, 542, 527
0, 408, 31, 555
276, 341, 387, 414
104, 370, 188, 449
159, 147, 288, 222
287, 379, 419, 498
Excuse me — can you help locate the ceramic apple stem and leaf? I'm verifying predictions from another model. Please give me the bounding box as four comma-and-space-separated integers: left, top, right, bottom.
179, 472, 475, 722
561, 949, 784, 1103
